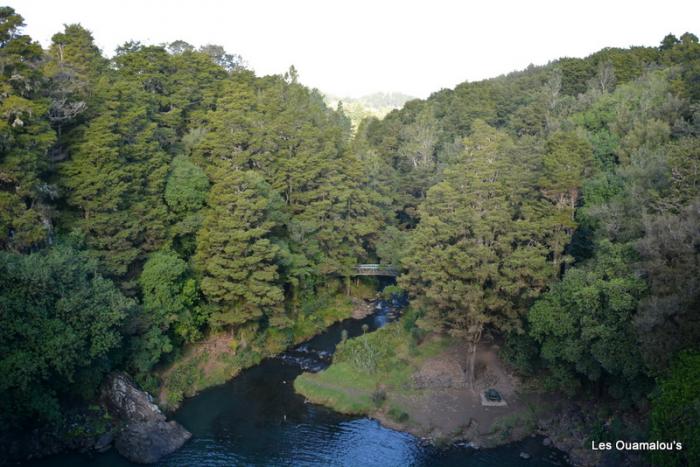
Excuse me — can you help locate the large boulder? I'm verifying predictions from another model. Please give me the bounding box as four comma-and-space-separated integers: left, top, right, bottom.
101, 372, 165, 423
101, 373, 191, 464
113, 420, 191, 464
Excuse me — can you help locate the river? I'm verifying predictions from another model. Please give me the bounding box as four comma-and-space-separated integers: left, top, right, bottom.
30, 301, 569, 467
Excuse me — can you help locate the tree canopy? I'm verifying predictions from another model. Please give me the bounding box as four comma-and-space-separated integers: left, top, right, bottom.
1, 8, 699, 458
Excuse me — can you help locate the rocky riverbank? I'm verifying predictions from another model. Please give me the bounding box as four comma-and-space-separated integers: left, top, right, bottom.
294, 323, 649, 467
101, 373, 191, 463
371, 383, 648, 466
535, 399, 648, 467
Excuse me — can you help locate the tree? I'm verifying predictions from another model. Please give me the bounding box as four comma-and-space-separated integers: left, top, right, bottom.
650, 352, 700, 467
376, 226, 407, 268
0, 7, 55, 251
198, 44, 243, 72
400, 121, 558, 386
660, 34, 680, 51
593, 61, 616, 94
196, 71, 377, 294
168, 47, 228, 132
164, 155, 209, 214
59, 75, 170, 280
634, 201, 700, 373
538, 131, 593, 268
195, 169, 285, 327
0, 244, 132, 425
540, 131, 593, 214
168, 40, 194, 55
131, 250, 204, 375
45, 24, 107, 134
528, 241, 649, 399
395, 105, 440, 219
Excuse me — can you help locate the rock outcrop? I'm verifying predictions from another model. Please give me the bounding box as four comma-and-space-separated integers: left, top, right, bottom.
101, 372, 191, 464
350, 298, 374, 319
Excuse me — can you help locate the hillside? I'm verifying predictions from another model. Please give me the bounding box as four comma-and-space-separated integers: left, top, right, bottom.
1, 3, 699, 464
324, 91, 416, 130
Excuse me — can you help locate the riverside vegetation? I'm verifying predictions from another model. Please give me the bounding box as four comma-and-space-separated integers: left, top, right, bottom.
0, 5, 699, 466
295, 307, 455, 422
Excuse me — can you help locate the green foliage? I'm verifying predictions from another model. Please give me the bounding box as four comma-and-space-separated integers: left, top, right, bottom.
1, 12, 699, 453
0, 7, 56, 251
164, 155, 209, 213
334, 327, 395, 373
130, 250, 206, 376
375, 226, 407, 268
59, 75, 170, 279
500, 333, 540, 375
381, 285, 404, 301
399, 121, 559, 344
528, 242, 649, 398
540, 131, 594, 211
503, 49, 700, 448
195, 169, 284, 327
650, 352, 700, 466
0, 244, 132, 425
634, 201, 700, 372
387, 406, 410, 423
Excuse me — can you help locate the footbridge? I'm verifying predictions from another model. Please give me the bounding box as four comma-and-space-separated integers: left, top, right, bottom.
353, 264, 399, 277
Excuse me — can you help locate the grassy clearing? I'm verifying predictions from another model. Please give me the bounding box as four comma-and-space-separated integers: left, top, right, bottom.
159, 293, 355, 410
294, 308, 453, 422
294, 369, 375, 414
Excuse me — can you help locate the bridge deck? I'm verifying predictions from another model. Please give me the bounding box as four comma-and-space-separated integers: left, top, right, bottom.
354, 264, 398, 277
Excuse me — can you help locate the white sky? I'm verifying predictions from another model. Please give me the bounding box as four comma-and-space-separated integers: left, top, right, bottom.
7, 0, 700, 98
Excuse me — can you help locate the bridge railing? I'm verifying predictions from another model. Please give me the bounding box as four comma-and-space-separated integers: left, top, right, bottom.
354, 264, 398, 276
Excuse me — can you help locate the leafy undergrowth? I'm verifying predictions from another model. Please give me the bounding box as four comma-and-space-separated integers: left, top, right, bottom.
158, 294, 354, 410
294, 309, 453, 422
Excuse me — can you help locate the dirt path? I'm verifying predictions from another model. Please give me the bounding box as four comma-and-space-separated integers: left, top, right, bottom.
320, 341, 553, 447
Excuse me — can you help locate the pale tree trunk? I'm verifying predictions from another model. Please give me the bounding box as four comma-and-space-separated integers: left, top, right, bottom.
465, 322, 483, 390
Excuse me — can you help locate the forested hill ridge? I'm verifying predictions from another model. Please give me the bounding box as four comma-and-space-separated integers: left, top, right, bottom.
0, 3, 699, 464
324, 91, 416, 130
351, 31, 700, 465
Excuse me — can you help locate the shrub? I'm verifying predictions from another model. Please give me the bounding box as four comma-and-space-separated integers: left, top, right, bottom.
381, 285, 404, 300
388, 406, 409, 423
500, 332, 540, 375
372, 387, 387, 408
334, 329, 395, 373
650, 351, 700, 467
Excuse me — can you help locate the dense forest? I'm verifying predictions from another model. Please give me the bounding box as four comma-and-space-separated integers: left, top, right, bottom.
1, 5, 699, 465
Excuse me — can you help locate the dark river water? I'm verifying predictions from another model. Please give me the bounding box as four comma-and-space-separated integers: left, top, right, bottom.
30, 301, 569, 467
